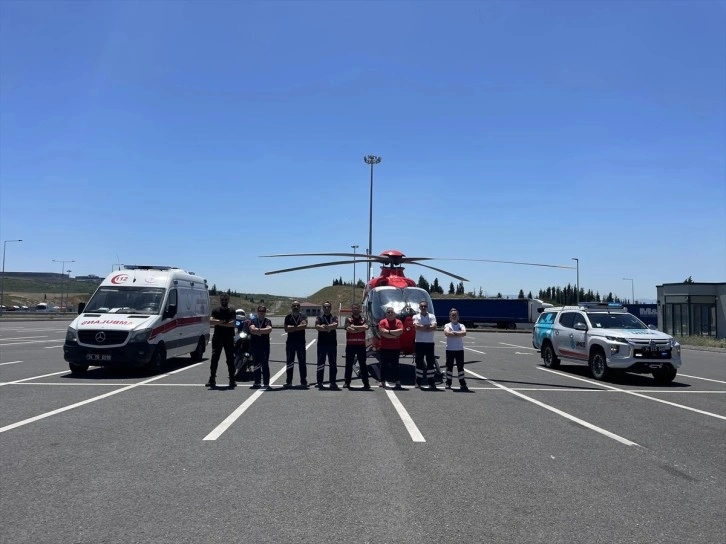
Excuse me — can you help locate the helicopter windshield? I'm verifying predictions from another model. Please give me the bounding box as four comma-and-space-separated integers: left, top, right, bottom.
367, 287, 434, 321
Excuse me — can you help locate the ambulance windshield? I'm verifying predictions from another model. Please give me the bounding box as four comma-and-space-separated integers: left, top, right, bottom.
85, 287, 166, 314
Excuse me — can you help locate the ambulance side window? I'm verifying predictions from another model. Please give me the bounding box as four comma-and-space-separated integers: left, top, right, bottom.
165, 289, 178, 318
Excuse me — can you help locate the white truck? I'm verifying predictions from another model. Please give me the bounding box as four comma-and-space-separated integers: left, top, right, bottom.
532, 302, 682, 383
63, 265, 210, 374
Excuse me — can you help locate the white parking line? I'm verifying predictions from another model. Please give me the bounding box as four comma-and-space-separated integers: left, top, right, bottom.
465, 348, 486, 355
0, 371, 67, 386
465, 368, 639, 447
0, 360, 23, 366
0, 363, 203, 434
538, 367, 726, 421
678, 373, 726, 384
386, 389, 425, 442
43, 345, 64, 349
499, 342, 535, 350
0, 338, 67, 347
203, 339, 316, 441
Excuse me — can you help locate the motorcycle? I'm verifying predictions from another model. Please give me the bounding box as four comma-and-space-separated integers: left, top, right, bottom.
233, 317, 254, 381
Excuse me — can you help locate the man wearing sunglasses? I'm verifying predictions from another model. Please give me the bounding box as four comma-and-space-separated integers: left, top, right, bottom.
283, 301, 308, 388
314, 301, 339, 389
413, 301, 439, 390
249, 305, 273, 388
378, 307, 404, 389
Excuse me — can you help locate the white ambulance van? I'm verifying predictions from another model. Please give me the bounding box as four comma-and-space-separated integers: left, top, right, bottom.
63, 265, 210, 374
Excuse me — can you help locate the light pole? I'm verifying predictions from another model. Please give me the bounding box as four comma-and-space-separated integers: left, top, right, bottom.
364, 154, 382, 282
351, 245, 359, 306
52, 259, 75, 312
572, 257, 579, 304
1, 239, 23, 314
66, 270, 72, 311
622, 277, 634, 304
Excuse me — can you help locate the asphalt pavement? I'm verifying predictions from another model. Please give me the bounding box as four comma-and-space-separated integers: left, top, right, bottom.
1, 319, 725, 544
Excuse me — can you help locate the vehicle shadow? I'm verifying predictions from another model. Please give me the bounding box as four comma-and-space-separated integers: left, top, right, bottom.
60, 356, 205, 380
545, 364, 691, 388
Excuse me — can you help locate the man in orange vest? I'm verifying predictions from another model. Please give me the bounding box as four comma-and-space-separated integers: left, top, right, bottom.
343, 303, 371, 390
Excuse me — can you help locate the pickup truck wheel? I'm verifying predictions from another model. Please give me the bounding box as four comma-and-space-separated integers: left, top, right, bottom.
190, 337, 206, 362
589, 349, 609, 381
653, 367, 677, 384
69, 363, 89, 374
542, 344, 560, 368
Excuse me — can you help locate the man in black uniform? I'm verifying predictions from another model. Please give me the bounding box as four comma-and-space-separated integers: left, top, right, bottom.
315, 301, 339, 389
206, 294, 236, 388
284, 301, 308, 388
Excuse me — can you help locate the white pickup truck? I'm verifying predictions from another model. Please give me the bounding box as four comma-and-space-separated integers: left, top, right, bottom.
532, 302, 681, 384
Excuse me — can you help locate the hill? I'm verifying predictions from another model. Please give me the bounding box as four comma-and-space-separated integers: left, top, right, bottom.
0, 272, 358, 315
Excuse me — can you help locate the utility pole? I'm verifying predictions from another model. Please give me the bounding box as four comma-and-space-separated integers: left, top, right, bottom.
364, 155, 382, 282
53, 259, 75, 312
1, 239, 23, 314
351, 245, 359, 306
572, 257, 579, 304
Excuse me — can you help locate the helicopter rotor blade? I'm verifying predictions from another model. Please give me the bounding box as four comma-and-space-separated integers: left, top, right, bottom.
261, 252, 388, 261
265, 258, 380, 275
435, 258, 576, 269
412, 262, 469, 282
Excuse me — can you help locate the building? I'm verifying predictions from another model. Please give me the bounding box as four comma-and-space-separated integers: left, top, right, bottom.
656, 282, 726, 339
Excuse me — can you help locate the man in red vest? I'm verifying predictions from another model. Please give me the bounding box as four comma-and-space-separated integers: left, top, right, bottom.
343, 303, 370, 390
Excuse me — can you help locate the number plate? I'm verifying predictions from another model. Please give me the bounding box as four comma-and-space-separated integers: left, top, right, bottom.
86, 354, 111, 362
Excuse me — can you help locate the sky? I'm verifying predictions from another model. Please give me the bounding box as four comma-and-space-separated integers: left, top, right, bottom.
1, 0, 724, 302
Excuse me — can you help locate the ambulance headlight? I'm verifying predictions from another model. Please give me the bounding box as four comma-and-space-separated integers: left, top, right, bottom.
129, 328, 151, 343
65, 326, 78, 343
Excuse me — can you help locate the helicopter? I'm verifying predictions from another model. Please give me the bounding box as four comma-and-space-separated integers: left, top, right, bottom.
262, 249, 467, 357
263, 249, 574, 382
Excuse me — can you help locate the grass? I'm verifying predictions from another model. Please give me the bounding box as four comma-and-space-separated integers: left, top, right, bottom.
675, 335, 726, 349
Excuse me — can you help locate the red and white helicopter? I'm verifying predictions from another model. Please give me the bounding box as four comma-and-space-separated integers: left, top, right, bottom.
263, 249, 572, 357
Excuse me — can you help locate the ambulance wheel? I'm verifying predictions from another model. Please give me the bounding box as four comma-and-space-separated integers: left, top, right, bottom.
148, 345, 166, 373
190, 337, 206, 362
69, 363, 88, 374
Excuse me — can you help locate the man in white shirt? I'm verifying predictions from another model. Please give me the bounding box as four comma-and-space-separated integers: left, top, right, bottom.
443, 308, 469, 392
413, 301, 438, 390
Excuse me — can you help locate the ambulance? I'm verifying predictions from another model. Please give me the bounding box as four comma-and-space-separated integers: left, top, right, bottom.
63, 265, 210, 374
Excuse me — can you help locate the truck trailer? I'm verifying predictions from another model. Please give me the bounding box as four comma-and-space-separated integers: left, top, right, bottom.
433, 298, 552, 329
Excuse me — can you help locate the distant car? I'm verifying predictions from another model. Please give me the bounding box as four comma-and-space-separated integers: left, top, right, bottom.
532, 302, 681, 383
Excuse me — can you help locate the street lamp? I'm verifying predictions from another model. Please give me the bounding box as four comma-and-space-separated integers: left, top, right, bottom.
622, 277, 634, 304
66, 270, 72, 311
52, 259, 75, 312
351, 245, 359, 306
1, 239, 23, 314
572, 257, 579, 304
364, 154, 382, 281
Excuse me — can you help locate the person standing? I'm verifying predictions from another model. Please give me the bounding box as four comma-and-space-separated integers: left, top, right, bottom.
378, 307, 404, 389
284, 301, 308, 388
443, 308, 469, 391
343, 303, 370, 390
413, 301, 438, 390
315, 301, 338, 389
206, 294, 236, 389
249, 305, 273, 388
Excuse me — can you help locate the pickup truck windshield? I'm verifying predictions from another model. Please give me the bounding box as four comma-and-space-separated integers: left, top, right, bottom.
588, 312, 648, 330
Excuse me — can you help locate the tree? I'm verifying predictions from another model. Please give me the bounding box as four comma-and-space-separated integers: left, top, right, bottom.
496, 292, 503, 298
417, 275, 430, 292
448, 282, 455, 295
432, 278, 443, 294
456, 282, 465, 295
518, 289, 525, 299
684, 276, 694, 284
527, 291, 533, 299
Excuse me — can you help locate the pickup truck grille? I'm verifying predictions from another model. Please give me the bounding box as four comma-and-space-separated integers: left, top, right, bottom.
78, 330, 129, 346
631, 339, 671, 359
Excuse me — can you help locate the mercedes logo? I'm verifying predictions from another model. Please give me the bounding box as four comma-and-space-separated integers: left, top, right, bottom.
649, 339, 656, 346
95, 331, 106, 343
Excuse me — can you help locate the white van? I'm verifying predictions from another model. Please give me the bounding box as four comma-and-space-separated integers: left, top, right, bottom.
63, 265, 210, 374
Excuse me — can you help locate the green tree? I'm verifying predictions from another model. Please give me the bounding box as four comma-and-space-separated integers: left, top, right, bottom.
684, 276, 694, 284
518, 289, 525, 299
448, 282, 455, 295
418, 275, 430, 292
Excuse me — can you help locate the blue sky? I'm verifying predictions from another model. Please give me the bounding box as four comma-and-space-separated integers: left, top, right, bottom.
1, 0, 724, 302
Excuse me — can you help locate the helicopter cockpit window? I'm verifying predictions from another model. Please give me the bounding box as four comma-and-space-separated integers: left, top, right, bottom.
369, 287, 434, 321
